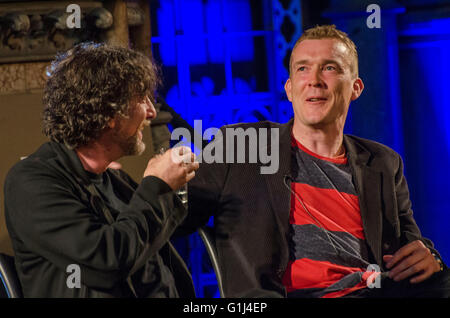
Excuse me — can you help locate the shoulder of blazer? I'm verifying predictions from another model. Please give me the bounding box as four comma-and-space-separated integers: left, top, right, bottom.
6, 142, 79, 186
344, 134, 402, 171
220, 119, 293, 146
221, 119, 292, 130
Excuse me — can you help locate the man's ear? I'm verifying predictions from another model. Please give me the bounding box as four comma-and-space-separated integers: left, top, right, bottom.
284, 78, 293, 102
351, 78, 364, 101
108, 118, 116, 129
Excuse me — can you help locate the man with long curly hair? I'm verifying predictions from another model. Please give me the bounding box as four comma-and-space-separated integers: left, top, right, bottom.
4, 43, 198, 297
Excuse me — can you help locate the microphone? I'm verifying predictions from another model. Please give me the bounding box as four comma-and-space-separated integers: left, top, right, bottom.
283, 174, 293, 186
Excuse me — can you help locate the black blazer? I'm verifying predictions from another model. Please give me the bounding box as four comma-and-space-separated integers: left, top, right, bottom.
185, 119, 441, 297
4, 142, 195, 298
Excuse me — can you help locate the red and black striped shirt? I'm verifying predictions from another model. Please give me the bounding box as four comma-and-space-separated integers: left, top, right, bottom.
282, 137, 375, 298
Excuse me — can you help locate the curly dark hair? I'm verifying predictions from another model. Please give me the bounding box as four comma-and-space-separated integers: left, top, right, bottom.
42, 42, 161, 149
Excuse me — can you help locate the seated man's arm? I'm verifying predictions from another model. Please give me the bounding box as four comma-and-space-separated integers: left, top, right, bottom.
175, 130, 230, 236
383, 154, 443, 283
4, 160, 185, 290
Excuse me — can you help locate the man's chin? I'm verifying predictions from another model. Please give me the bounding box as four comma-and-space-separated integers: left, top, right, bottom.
130, 141, 146, 156
298, 113, 338, 129
299, 118, 328, 129
136, 142, 146, 155
121, 138, 146, 157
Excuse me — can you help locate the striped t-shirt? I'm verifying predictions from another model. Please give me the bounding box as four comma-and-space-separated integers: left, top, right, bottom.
282, 137, 374, 298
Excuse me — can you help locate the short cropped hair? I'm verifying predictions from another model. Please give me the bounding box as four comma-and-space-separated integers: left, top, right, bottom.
289, 25, 359, 77
43, 42, 160, 149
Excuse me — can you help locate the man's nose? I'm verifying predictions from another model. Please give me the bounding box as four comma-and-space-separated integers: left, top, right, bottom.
146, 96, 157, 119
308, 67, 325, 87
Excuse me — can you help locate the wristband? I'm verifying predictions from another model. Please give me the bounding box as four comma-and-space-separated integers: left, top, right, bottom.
432, 253, 444, 272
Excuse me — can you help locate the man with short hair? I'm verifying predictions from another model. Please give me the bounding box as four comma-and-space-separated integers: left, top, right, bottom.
185, 25, 449, 298
4, 43, 198, 297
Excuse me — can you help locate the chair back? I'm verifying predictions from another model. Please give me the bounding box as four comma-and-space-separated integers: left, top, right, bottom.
0, 253, 23, 298
198, 226, 224, 298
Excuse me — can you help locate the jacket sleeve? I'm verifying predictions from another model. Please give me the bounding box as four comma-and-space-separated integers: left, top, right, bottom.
394, 154, 445, 265
4, 160, 187, 290
176, 128, 230, 236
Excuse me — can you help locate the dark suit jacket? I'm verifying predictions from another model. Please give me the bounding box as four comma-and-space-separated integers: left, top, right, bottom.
4, 142, 195, 298
185, 119, 442, 297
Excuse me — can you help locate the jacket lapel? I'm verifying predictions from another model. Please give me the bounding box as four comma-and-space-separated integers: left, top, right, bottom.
344, 135, 383, 266
263, 120, 293, 265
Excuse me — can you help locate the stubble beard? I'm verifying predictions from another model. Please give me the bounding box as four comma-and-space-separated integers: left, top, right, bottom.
113, 128, 146, 157
121, 133, 146, 156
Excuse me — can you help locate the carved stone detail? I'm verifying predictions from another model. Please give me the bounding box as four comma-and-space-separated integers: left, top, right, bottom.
0, 63, 26, 93
0, 0, 150, 94
0, 62, 49, 95
0, 1, 111, 64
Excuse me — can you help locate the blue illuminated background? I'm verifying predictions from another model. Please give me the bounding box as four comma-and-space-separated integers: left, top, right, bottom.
149, 0, 450, 297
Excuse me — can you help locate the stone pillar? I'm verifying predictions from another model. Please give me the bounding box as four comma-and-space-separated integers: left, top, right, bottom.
104, 0, 129, 47
130, 0, 153, 57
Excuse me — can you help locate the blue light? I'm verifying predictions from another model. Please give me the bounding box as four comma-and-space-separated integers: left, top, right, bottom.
155, 0, 253, 66
399, 17, 450, 263
152, 0, 272, 297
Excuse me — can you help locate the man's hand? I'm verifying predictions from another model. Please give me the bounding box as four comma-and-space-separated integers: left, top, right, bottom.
144, 146, 199, 190
384, 240, 441, 284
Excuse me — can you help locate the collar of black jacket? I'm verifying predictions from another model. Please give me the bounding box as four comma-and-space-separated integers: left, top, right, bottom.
48, 141, 94, 186
344, 135, 371, 166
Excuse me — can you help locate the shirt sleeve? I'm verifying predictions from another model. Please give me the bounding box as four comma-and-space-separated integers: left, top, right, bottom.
176, 128, 230, 236
394, 153, 444, 264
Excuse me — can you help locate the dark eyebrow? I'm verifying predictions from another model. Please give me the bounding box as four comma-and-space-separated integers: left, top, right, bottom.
292, 59, 342, 68
321, 59, 342, 66
292, 60, 310, 67
323, 60, 339, 64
